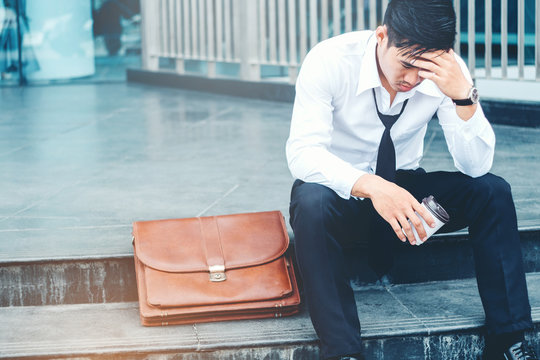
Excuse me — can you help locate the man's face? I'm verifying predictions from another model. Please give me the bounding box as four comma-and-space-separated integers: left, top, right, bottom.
375, 26, 442, 93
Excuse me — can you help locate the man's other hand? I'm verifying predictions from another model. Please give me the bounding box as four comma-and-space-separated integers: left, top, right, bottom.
413, 49, 470, 100
413, 49, 477, 121
352, 174, 436, 245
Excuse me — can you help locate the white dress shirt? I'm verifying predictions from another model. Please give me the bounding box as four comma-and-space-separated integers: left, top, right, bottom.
286, 31, 496, 200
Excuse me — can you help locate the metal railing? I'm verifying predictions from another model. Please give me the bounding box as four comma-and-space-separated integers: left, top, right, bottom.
141, 0, 539, 85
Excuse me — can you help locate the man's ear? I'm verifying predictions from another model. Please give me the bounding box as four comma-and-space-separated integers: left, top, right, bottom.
375, 25, 388, 47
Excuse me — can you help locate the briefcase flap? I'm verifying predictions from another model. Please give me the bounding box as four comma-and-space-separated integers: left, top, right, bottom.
133, 210, 289, 273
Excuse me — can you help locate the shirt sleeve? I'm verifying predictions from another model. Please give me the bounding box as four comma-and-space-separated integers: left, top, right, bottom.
286, 45, 366, 199
436, 55, 496, 178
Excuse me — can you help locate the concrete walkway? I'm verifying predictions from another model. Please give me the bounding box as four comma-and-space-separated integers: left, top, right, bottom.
1, 83, 539, 262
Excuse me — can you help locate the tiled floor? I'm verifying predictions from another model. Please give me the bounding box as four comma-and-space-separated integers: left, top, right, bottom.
1, 83, 539, 261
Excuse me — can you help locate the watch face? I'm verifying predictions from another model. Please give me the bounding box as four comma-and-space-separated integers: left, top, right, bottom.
471, 87, 479, 103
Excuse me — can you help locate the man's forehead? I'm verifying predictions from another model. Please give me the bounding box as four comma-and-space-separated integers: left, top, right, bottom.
397, 48, 446, 62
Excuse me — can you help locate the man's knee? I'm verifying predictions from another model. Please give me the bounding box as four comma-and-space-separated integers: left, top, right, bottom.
290, 181, 341, 223
461, 174, 515, 230
469, 173, 512, 202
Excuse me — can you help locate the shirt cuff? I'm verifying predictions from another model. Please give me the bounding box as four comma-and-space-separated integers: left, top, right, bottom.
456, 105, 489, 142
333, 168, 367, 200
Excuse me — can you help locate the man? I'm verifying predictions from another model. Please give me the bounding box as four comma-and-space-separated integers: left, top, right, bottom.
286, 1, 537, 359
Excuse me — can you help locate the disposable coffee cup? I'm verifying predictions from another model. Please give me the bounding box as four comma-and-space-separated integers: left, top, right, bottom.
403, 195, 450, 246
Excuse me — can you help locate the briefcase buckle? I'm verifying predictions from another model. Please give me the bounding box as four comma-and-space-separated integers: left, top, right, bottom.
209, 265, 227, 282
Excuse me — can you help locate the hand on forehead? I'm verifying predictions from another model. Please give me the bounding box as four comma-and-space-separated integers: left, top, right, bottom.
400, 48, 450, 68
410, 49, 456, 71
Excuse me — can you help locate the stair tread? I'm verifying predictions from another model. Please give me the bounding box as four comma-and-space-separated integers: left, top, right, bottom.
2, 274, 540, 358
3, 224, 540, 265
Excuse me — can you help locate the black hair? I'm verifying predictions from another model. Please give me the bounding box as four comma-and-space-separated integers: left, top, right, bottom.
383, 0, 456, 58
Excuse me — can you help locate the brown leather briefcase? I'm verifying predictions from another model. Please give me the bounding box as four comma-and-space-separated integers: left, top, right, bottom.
132, 210, 301, 326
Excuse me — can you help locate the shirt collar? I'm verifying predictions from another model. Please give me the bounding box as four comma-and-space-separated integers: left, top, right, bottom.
356, 33, 380, 96
355, 33, 444, 99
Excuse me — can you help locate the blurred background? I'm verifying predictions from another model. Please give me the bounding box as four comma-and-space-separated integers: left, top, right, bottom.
1, 0, 141, 85
1, 0, 537, 91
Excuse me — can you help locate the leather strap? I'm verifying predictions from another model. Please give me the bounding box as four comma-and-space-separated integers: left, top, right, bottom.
198, 217, 227, 281
452, 98, 474, 106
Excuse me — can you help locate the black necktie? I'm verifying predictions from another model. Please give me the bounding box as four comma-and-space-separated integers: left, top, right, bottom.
372, 89, 409, 182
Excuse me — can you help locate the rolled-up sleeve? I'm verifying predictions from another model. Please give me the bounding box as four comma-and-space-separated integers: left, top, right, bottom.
286, 45, 365, 199
436, 56, 496, 178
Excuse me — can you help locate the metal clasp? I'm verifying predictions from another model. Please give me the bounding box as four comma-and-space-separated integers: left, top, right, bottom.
209, 265, 226, 282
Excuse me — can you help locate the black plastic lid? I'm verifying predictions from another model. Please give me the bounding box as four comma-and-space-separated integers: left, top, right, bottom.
422, 195, 450, 223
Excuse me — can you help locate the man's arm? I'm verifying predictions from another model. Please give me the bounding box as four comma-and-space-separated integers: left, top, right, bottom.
286, 44, 366, 200
414, 50, 496, 178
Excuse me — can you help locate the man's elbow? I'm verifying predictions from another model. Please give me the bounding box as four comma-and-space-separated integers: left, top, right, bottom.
456, 158, 493, 178
286, 141, 302, 178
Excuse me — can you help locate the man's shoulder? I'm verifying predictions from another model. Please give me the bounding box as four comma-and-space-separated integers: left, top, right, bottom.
297, 31, 374, 90
309, 30, 373, 59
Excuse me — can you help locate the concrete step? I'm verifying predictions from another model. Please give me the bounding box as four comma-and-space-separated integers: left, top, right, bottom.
2, 274, 540, 360
0, 256, 138, 307
347, 225, 540, 285
2, 227, 540, 307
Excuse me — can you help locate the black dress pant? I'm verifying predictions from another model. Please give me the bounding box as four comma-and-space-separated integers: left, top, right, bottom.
289, 169, 533, 359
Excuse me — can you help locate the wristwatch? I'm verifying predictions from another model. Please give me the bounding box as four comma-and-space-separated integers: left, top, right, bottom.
452, 86, 479, 106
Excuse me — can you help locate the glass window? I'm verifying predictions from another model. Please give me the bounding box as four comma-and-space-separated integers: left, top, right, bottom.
0, 0, 141, 86
1, 0, 22, 85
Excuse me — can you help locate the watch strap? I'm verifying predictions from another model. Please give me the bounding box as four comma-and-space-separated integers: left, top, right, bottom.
452, 86, 478, 106
453, 98, 474, 106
